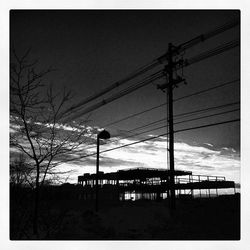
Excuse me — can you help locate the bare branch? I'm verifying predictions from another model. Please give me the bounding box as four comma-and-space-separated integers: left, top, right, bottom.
10, 49, 92, 190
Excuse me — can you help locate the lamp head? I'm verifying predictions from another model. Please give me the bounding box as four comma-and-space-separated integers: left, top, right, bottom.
98, 130, 111, 140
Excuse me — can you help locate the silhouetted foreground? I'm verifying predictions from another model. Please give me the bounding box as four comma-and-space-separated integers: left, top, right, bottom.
10, 185, 240, 240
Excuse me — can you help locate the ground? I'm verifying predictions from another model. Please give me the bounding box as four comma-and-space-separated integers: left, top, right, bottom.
10, 192, 240, 240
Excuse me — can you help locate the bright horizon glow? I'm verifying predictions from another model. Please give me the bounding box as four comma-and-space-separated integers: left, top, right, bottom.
56, 132, 240, 184
10, 119, 240, 185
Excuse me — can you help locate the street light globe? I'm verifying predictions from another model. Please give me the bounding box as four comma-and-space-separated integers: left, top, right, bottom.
98, 130, 111, 140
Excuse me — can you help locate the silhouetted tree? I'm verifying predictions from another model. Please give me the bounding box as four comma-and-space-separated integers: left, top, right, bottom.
10, 153, 34, 187
10, 48, 89, 237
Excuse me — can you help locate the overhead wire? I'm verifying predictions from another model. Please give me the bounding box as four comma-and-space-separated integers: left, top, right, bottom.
59, 60, 162, 118
58, 20, 239, 120
173, 101, 240, 120
86, 78, 239, 129
174, 79, 239, 102
181, 39, 239, 68
61, 39, 239, 122
174, 108, 239, 125
110, 106, 240, 141
54, 20, 240, 164
60, 118, 240, 164
68, 104, 240, 155
177, 19, 239, 53
104, 102, 166, 127
60, 70, 165, 123
125, 106, 240, 134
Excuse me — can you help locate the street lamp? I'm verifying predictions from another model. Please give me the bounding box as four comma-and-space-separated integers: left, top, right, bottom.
96, 129, 110, 212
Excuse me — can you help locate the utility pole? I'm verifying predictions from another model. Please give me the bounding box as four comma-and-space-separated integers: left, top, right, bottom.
157, 43, 186, 211
167, 43, 176, 210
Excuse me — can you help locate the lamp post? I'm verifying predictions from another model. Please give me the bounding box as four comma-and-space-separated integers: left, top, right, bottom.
96, 130, 110, 212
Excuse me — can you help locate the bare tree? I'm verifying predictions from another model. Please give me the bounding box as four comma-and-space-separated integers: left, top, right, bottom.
10, 153, 34, 187
10, 48, 90, 236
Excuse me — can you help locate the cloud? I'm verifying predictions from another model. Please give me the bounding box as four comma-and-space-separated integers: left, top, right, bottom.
10, 116, 240, 184
203, 142, 214, 147
220, 147, 238, 155
98, 156, 145, 168
102, 139, 239, 182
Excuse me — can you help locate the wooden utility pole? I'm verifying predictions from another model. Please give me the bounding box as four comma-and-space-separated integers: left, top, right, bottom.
157, 43, 186, 210
167, 43, 176, 210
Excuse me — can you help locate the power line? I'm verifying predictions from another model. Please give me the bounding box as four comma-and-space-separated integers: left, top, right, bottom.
182, 39, 239, 68
124, 103, 240, 133
109, 118, 240, 153
70, 100, 240, 155
94, 79, 240, 129
105, 102, 166, 127
60, 61, 161, 118
59, 19, 239, 118
61, 70, 164, 123
175, 118, 240, 134
177, 19, 239, 53
107, 99, 239, 135
174, 108, 239, 125
110, 107, 239, 142
73, 104, 239, 154
174, 79, 239, 102
125, 117, 166, 133
53, 20, 240, 171
62, 40, 239, 122
62, 118, 240, 163
173, 101, 240, 120
67, 106, 239, 157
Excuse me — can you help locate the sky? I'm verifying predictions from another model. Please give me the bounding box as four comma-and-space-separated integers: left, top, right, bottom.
10, 10, 240, 184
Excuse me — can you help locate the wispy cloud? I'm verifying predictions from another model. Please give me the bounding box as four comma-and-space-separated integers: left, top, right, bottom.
10, 118, 240, 184
203, 142, 214, 147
